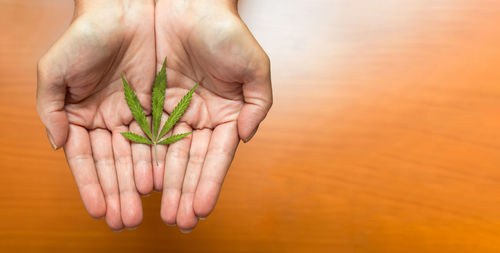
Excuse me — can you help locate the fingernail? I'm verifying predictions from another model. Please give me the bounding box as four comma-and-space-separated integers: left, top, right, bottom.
126, 226, 138, 231
166, 223, 176, 227
243, 125, 259, 143
46, 128, 58, 150
112, 228, 123, 233
179, 228, 193, 234
198, 217, 207, 220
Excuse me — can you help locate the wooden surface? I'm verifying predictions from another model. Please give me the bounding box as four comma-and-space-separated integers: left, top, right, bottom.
2, 0, 500, 252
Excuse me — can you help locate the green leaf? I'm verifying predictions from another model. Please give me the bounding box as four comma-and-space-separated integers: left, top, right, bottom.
158, 83, 198, 140
121, 132, 153, 144
120, 59, 194, 157
152, 57, 167, 141
121, 74, 153, 140
157, 132, 193, 145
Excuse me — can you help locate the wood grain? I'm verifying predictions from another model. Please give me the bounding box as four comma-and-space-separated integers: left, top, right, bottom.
2, 0, 500, 252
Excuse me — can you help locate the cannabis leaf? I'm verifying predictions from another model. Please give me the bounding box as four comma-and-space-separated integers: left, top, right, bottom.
120, 57, 197, 164
152, 59, 167, 140
157, 132, 193, 145
158, 82, 198, 140
121, 74, 153, 140
121, 132, 153, 145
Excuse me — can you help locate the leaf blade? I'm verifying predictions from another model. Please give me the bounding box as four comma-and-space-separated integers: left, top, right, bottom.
152, 57, 167, 141
157, 132, 192, 145
121, 74, 153, 140
121, 132, 153, 144
158, 83, 198, 139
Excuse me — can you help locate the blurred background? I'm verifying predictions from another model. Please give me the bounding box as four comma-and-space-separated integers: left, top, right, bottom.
2, 0, 500, 252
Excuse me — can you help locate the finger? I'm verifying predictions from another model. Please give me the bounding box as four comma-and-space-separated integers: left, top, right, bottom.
36, 55, 68, 150
176, 129, 211, 232
89, 129, 123, 231
153, 114, 171, 191
238, 54, 273, 142
160, 123, 193, 225
112, 126, 143, 228
130, 120, 153, 195
64, 124, 106, 219
193, 122, 239, 218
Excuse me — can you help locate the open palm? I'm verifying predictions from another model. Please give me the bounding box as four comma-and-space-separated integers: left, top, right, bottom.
36, 2, 155, 231
155, 0, 272, 231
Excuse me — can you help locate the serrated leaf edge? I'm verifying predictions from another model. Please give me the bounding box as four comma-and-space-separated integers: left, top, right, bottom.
152, 58, 167, 141
157, 83, 198, 140
121, 74, 154, 140
121, 132, 153, 144
157, 132, 192, 145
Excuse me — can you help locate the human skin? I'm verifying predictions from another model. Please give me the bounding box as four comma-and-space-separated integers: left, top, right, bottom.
155, 0, 272, 232
36, 0, 156, 231
37, 0, 272, 233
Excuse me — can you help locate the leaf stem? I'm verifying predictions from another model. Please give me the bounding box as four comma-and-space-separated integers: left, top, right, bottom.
154, 143, 159, 166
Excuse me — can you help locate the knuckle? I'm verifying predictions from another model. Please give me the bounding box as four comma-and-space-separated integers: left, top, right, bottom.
265, 96, 273, 111
37, 56, 50, 79
188, 154, 205, 166
35, 102, 43, 118
263, 52, 271, 68
37, 54, 63, 85
169, 149, 189, 160
134, 160, 151, 170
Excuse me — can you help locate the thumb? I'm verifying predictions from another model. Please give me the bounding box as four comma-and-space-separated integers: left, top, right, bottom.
36, 55, 69, 150
237, 56, 273, 143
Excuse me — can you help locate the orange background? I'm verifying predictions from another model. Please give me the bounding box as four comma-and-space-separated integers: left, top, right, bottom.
2, 0, 500, 252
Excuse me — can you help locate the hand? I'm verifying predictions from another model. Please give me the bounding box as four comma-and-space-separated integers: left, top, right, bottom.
36, 0, 156, 231
155, 0, 273, 232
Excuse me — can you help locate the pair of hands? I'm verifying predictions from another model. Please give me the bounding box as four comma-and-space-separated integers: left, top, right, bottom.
36, 0, 272, 232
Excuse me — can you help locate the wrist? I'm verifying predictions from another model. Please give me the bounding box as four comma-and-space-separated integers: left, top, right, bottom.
203, 0, 237, 10
156, 0, 238, 13
74, 0, 153, 18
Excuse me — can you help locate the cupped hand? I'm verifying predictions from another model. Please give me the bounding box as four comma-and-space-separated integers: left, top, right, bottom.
36, 0, 156, 231
155, 0, 272, 232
